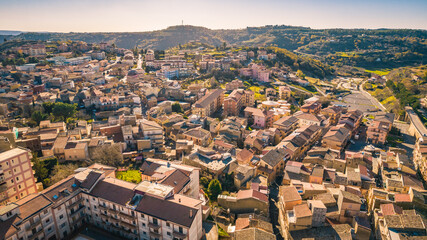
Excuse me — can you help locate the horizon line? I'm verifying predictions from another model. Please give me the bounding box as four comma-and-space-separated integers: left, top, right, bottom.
1, 24, 427, 34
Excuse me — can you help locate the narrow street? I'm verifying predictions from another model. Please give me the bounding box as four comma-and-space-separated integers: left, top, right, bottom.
269, 177, 284, 240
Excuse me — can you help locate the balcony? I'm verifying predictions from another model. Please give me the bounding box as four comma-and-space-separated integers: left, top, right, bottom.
121, 220, 137, 229
99, 204, 108, 211
28, 228, 44, 240
26, 218, 42, 231
149, 229, 162, 238
148, 222, 161, 230
70, 205, 85, 217
119, 211, 135, 221
68, 198, 83, 208
173, 231, 188, 239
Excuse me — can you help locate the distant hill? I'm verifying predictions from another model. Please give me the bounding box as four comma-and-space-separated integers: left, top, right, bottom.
0, 30, 22, 35
6, 25, 427, 69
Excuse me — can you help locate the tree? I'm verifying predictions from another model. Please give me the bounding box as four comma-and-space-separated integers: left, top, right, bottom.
90, 144, 123, 167
207, 179, 222, 201
52, 102, 76, 121
32, 153, 48, 183
51, 164, 78, 185
200, 177, 210, 189
296, 69, 306, 79
42, 102, 55, 114
31, 111, 48, 126
172, 102, 183, 113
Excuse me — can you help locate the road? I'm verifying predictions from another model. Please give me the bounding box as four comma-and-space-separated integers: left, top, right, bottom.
136, 54, 142, 69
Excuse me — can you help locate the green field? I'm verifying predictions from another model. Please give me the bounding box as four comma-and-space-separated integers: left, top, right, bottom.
365, 69, 391, 76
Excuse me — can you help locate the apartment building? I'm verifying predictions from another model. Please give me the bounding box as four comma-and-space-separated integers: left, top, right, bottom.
223, 89, 254, 116
0, 148, 38, 206
140, 119, 164, 150
193, 89, 224, 117
0, 166, 203, 240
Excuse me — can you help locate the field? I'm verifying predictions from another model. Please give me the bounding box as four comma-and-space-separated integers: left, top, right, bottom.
364, 69, 391, 76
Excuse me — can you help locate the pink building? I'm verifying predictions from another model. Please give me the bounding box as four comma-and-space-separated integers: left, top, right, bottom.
0, 148, 38, 205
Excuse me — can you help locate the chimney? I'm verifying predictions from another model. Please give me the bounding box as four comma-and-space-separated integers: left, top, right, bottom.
189, 210, 193, 218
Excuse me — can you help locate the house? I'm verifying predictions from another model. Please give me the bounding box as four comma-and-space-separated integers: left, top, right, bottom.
294, 112, 324, 127
279, 86, 292, 100
320, 105, 342, 125
193, 89, 224, 117
273, 116, 299, 138
182, 128, 212, 147
223, 89, 254, 116
322, 125, 351, 151
257, 148, 289, 183
63, 141, 89, 161
287, 203, 313, 231
301, 101, 321, 114
337, 190, 362, 223
217, 188, 269, 215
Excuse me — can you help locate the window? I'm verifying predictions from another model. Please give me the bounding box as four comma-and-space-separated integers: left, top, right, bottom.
46, 219, 50, 224
14, 168, 16, 172
153, 218, 158, 225
179, 227, 183, 233
59, 214, 64, 220
61, 223, 66, 228
18, 185, 21, 189
142, 223, 146, 227
140, 213, 145, 218
166, 223, 170, 227
167, 232, 171, 236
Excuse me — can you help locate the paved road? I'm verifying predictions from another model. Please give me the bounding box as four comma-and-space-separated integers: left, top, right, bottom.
406, 106, 427, 139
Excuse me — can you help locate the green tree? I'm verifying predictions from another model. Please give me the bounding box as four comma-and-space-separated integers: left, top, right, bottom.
207, 179, 222, 201
32, 153, 48, 183
52, 102, 76, 121
200, 177, 210, 189
172, 102, 183, 113
31, 111, 48, 126
42, 102, 55, 114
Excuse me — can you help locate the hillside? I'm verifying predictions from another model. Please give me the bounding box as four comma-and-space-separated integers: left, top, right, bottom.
4, 25, 427, 69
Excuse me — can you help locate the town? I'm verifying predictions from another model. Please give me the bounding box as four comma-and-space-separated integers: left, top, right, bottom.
0, 38, 426, 240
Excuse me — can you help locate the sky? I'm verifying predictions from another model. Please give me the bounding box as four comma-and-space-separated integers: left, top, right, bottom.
0, 0, 426, 32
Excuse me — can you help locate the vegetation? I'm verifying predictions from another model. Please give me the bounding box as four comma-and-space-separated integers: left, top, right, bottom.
90, 145, 124, 167
116, 170, 142, 183
207, 179, 222, 201
172, 102, 183, 113
5, 25, 425, 70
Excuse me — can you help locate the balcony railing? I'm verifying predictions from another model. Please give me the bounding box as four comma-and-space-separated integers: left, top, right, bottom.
173, 230, 188, 239
148, 222, 161, 230
28, 228, 44, 240
26, 218, 42, 231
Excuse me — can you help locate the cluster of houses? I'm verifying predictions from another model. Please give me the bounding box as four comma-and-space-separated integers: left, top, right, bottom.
0, 40, 425, 240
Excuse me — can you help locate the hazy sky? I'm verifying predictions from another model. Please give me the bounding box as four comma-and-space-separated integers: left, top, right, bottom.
0, 0, 426, 32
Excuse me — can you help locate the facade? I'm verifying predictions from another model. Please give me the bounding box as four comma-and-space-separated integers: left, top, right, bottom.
223, 89, 254, 116
0, 148, 38, 206
193, 89, 224, 117
0, 167, 203, 240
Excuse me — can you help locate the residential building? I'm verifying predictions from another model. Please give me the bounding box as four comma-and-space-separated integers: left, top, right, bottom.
223, 89, 254, 116
0, 148, 38, 205
193, 89, 224, 117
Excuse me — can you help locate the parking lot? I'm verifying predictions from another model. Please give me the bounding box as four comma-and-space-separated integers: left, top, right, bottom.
333, 91, 380, 114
